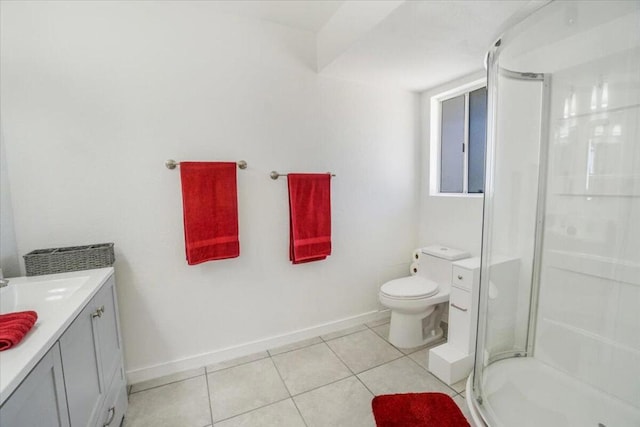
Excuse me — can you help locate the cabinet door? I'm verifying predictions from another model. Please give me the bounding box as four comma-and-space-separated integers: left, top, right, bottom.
94, 276, 122, 387
0, 343, 70, 427
60, 299, 104, 427
449, 286, 472, 353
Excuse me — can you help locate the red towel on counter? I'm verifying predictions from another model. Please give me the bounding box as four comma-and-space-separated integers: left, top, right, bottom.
180, 162, 240, 265
0, 311, 38, 351
287, 173, 332, 264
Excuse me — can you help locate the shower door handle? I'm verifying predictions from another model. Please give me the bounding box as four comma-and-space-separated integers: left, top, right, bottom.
451, 303, 468, 312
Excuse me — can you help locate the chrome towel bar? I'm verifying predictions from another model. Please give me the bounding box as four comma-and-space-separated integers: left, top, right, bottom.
165, 159, 247, 170
270, 171, 336, 180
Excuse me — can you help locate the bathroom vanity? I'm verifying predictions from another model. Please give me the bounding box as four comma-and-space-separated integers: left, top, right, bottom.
0, 268, 127, 427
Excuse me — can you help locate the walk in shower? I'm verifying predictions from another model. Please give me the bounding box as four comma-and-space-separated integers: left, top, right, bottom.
468, 1, 640, 426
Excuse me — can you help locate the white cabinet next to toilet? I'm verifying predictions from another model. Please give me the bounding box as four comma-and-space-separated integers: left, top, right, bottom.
428, 257, 480, 385
449, 260, 480, 354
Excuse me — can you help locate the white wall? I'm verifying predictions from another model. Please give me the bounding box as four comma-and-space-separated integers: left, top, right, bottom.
418, 71, 485, 256
0, 1, 419, 381
0, 133, 20, 277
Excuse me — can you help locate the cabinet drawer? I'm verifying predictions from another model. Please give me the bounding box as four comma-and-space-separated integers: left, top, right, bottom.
450, 285, 470, 311
452, 266, 472, 291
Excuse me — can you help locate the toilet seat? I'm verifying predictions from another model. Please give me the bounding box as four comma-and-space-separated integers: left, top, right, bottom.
380, 276, 439, 300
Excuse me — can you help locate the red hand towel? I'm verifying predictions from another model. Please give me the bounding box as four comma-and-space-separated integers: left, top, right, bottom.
0, 310, 38, 351
180, 162, 240, 265
288, 173, 332, 264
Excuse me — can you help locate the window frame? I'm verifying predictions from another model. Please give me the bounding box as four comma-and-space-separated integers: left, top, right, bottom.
430, 78, 487, 197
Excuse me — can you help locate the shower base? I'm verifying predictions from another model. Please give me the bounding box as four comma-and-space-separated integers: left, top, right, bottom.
468, 357, 640, 427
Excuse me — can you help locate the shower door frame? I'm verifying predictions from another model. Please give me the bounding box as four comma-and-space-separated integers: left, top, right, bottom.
470, 40, 552, 420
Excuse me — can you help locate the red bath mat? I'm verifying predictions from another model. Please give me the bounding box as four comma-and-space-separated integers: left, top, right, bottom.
372, 392, 470, 427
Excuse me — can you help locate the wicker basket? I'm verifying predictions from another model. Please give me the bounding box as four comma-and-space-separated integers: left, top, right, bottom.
23, 243, 115, 276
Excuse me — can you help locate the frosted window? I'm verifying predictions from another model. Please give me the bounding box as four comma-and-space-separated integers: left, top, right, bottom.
468, 87, 487, 193
440, 95, 465, 193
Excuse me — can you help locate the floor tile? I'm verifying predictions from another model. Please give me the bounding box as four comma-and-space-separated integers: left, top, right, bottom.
268, 337, 323, 356
208, 357, 289, 422
206, 351, 269, 373
370, 323, 390, 341
451, 378, 467, 394
271, 342, 352, 395
454, 394, 474, 424
407, 347, 429, 370
294, 376, 375, 427
357, 357, 455, 397
214, 399, 305, 427
125, 376, 211, 427
130, 367, 205, 394
326, 329, 402, 373
320, 324, 367, 341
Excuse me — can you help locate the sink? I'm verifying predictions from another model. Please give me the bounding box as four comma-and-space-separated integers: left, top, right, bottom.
0, 277, 89, 314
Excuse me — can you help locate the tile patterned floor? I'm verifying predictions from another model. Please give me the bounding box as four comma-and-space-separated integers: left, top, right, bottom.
123, 319, 473, 427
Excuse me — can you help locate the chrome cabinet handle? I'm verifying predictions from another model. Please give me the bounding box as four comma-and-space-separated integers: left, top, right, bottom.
457, 275, 463, 280
92, 306, 105, 318
451, 303, 468, 312
103, 406, 115, 426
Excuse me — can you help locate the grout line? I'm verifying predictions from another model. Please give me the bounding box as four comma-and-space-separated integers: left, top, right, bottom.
128, 369, 206, 395
323, 339, 356, 376
354, 352, 406, 377
211, 396, 293, 425
354, 373, 377, 398
205, 353, 270, 375
267, 338, 323, 357
269, 352, 295, 399
289, 394, 309, 427
290, 374, 353, 398
290, 398, 310, 427
204, 369, 215, 427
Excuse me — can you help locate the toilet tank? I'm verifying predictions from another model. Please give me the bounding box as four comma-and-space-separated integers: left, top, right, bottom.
420, 245, 470, 286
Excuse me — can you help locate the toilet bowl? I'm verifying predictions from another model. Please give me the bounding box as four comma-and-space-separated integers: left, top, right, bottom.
379, 245, 469, 349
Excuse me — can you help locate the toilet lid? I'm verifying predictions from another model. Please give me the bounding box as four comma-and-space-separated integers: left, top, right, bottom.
380, 276, 439, 299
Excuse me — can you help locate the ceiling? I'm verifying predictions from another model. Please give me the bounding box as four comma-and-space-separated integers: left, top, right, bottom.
208, 0, 536, 92
320, 1, 532, 91
201, 0, 345, 33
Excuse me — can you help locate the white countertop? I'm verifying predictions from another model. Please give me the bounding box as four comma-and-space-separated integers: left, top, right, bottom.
0, 268, 114, 405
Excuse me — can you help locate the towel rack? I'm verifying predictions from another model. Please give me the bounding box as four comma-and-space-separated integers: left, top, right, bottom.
270, 171, 336, 180
165, 159, 248, 170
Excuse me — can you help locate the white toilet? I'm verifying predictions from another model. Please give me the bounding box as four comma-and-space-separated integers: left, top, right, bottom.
379, 245, 469, 348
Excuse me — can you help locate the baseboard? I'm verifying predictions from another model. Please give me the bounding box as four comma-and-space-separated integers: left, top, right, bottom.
126, 309, 391, 384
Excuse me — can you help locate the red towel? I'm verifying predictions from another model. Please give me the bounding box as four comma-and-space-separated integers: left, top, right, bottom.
372, 393, 470, 427
0, 310, 38, 351
180, 162, 240, 265
288, 173, 332, 264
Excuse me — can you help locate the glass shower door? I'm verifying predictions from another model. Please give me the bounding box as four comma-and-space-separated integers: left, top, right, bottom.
472, 60, 546, 392
470, 1, 640, 426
